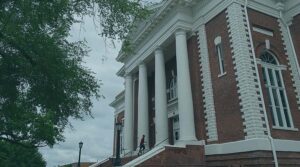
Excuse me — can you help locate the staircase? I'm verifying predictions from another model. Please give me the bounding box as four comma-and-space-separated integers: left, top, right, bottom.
124, 145, 205, 166
91, 145, 205, 167
123, 145, 166, 166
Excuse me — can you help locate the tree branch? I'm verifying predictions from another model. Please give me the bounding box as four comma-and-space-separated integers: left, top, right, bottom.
0, 32, 36, 66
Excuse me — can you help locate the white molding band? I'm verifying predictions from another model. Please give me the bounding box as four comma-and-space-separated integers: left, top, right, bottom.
197, 25, 218, 142
226, 3, 267, 138
205, 138, 300, 155
278, 19, 300, 109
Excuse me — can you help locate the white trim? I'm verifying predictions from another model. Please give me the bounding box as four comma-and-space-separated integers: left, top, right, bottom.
198, 25, 218, 142
246, 0, 280, 18
214, 36, 222, 45
123, 145, 165, 167
205, 138, 300, 155
253, 26, 274, 36
226, 2, 267, 138
193, 0, 234, 31
278, 18, 300, 109
215, 41, 225, 76
284, 2, 300, 24
217, 72, 227, 78
272, 126, 298, 131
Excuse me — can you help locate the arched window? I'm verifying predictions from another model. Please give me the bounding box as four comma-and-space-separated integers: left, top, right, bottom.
214, 36, 225, 76
167, 74, 177, 102
259, 51, 294, 128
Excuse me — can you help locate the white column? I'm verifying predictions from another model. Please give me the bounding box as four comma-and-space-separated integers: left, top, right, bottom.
175, 29, 197, 141
124, 75, 134, 152
137, 63, 149, 149
154, 48, 169, 146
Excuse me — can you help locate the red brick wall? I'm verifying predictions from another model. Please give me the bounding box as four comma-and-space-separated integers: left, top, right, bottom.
187, 35, 206, 141
206, 151, 300, 167
205, 11, 244, 143
248, 9, 300, 140
290, 14, 300, 67
137, 145, 205, 166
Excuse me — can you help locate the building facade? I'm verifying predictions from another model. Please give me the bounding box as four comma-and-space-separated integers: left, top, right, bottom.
106, 0, 300, 166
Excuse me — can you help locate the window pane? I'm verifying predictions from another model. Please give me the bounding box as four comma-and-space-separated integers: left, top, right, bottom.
220, 46, 225, 72
266, 88, 272, 104
276, 107, 283, 127
260, 52, 277, 64
283, 109, 291, 127
275, 70, 282, 87
262, 67, 267, 84
269, 106, 276, 126
272, 89, 279, 107
268, 69, 274, 86
279, 90, 287, 107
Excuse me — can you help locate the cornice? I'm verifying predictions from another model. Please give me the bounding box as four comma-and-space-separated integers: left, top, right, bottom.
117, 0, 199, 62
116, 65, 125, 77
116, 0, 176, 62
284, 1, 300, 23
125, 19, 193, 74
110, 90, 125, 108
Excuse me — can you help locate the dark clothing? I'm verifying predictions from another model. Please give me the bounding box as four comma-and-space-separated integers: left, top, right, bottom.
139, 136, 145, 151
139, 143, 145, 150
140, 137, 144, 146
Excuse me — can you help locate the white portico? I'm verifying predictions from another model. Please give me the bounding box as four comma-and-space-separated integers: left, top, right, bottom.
121, 26, 200, 153
115, 0, 206, 154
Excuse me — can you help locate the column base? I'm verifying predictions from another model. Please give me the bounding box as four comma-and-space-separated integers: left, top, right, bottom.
175, 140, 205, 147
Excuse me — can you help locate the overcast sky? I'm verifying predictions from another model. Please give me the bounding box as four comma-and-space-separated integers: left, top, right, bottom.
39, 1, 163, 166
39, 16, 124, 167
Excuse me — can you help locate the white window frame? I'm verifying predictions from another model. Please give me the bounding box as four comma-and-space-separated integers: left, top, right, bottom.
214, 36, 226, 77
167, 75, 177, 102
259, 51, 295, 130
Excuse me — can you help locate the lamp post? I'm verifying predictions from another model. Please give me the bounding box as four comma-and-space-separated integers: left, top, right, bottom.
78, 141, 83, 167
114, 122, 122, 166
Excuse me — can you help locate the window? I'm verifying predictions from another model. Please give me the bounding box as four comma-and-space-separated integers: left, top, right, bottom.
167, 70, 177, 102
214, 36, 225, 76
167, 77, 177, 101
259, 51, 294, 129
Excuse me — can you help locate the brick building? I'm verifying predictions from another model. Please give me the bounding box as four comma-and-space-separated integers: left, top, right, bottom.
93, 0, 300, 166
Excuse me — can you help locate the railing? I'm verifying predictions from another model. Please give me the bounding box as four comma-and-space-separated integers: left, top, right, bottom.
123, 150, 134, 157
94, 138, 170, 166
89, 156, 113, 167
138, 138, 169, 156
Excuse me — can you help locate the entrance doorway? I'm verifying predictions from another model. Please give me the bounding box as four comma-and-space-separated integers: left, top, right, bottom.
172, 115, 180, 142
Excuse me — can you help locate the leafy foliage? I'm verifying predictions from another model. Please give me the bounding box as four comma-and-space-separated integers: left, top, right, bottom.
0, 141, 46, 167
0, 0, 148, 147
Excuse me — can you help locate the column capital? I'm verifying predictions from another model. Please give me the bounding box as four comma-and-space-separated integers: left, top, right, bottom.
138, 62, 147, 69
125, 72, 132, 79
175, 28, 187, 36
155, 47, 163, 55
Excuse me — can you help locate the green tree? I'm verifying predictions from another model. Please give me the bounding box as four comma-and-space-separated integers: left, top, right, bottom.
0, 0, 148, 148
0, 141, 46, 167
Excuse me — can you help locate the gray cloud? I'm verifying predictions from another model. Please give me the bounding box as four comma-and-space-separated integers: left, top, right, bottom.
40, 16, 123, 167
